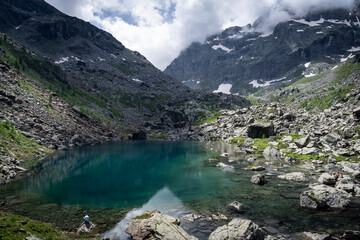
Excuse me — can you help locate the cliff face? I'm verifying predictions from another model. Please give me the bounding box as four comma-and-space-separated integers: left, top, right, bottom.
165, 4, 360, 95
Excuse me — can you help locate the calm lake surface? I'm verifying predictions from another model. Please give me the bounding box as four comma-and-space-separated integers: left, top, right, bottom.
1, 141, 359, 239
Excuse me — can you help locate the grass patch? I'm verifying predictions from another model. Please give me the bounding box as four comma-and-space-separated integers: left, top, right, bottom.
133, 212, 151, 220
331, 61, 360, 86
230, 137, 246, 144
292, 73, 327, 86
149, 131, 169, 139
299, 84, 355, 111
251, 138, 269, 153
0, 120, 50, 164
0, 211, 96, 240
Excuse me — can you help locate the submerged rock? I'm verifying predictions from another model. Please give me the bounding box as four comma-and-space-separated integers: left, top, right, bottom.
251, 174, 266, 185
228, 201, 249, 213
278, 172, 307, 182
182, 213, 202, 223
209, 218, 266, 240
300, 184, 352, 209
211, 213, 228, 221
125, 210, 197, 240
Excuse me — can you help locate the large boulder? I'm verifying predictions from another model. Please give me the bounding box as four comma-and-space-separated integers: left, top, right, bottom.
263, 146, 281, 160
125, 210, 197, 240
247, 123, 274, 138
335, 176, 359, 193
318, 173, 337, 185
209, 218, 266, 240
278, 172, 307, 182
300, 184, 352, 209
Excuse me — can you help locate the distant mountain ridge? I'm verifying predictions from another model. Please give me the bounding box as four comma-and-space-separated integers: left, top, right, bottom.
164, 2, 360, 95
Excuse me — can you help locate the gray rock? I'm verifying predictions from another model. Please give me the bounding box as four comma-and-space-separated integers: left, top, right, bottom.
247, 123, 274, 138
318, 173, 337, 185
353, 106, 360, 120
301, 147, 319, 155
245, 166, 265, 171
209, 218, 266, 240
278, 172, 307, 182
263, 146, 281, 160
251, 174, 265, 185
300, 184, 352, 209
228, 201, 249, 213
294, 135, 310, 148
125, 210, 197, 240
335, 176, 359, 193
182, 213, 202, 223
211, 213, 228, 221
323, 132, 341, 144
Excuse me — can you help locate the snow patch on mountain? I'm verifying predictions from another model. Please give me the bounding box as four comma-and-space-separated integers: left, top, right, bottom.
213, 84, 232, 94
54, 57, 69, 64
347, 46, 360, 52
212, 44, 233, 53
249, 77, 286, 88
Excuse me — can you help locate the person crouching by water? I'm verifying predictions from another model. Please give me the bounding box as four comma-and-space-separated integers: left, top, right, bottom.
77, 215, 96, 234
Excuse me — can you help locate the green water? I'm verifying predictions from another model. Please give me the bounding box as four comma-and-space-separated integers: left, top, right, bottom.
1, 141, 359, 239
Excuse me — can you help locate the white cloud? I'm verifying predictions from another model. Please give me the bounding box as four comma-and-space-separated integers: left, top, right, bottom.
45, 0, 355, 70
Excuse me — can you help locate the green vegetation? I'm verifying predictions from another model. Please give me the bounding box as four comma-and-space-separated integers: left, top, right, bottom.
149, 131, 169, 139
292, 73, 327, 86
331, 61, 360, 86
246, 96, 260, 105
0, 35, 125, 124
299, 84, 355, 111
133, 212, 151, 220
0, 211, 96, 240
230, 137, 246, 144
0, 120, 50, 164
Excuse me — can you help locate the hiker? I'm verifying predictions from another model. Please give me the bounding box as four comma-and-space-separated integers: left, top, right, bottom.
77, 215, 96, 234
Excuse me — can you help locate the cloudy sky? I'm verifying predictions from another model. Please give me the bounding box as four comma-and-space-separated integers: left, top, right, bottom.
45, 0, 354, 70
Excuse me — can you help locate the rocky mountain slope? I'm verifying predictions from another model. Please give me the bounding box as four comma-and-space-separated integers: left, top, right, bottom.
186, 56, 360, 166
0, 0, 249, 130
165, 1, 360, 95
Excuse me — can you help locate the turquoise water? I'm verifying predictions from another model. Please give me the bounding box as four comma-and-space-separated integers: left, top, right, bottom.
1, 141, 359, 239
18, 141, 231, 208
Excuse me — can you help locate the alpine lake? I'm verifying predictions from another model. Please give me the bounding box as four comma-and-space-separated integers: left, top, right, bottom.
0, 141, 359, 239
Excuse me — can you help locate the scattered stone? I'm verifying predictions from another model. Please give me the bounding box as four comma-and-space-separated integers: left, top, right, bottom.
263, 146, 281, 160
318, 173, 337, 185
278, 172, 307, 182
294, 135, 310, 148
209, 218, 266, 240
300, 184, 352, 209
244, 166, 265, 171
182, 213, 202, 223
211, 213, 228, 221
335, 176, 359, 193
251, 174, 265, 185
216, 162, 234, 170
228, 201, 249, 213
